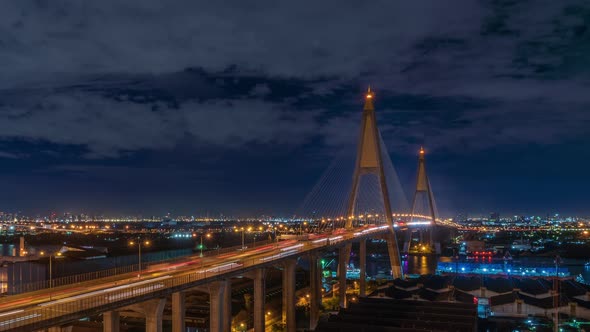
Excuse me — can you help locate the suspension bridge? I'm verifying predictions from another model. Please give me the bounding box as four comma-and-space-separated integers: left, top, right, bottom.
0, 88, 460, 332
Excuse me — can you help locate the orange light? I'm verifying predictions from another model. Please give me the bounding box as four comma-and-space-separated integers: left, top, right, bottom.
366, 86, 373, 100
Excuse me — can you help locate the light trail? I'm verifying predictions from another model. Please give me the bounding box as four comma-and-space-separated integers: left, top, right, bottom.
38, 275, 172, 307
0, 309, 24, 318
204, 262, 242, 273
280, 244, 304, 251
0, 313, 42, 328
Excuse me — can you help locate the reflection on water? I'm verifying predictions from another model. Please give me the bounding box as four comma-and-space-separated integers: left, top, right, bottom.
0, 244, 17, 256
404, 255, 434, 275
359, 254, 438, 277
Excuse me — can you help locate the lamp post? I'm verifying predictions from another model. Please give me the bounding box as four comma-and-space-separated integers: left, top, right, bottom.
129, 238, 150, 278
199, 233, 211, 257
300, 220, 306, 235
254, 226, 263, 247
235, 227, 247, 250
41, 251, 62, 300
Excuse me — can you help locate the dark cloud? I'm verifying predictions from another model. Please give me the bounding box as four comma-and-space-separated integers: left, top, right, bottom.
1, 1, 588, 156
0, 1, 480, 81
0, 151, 26, 159
0, 91, 320, 157
0, 1, 588, 215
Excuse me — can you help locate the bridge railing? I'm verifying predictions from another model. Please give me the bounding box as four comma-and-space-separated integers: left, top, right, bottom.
6, 240, 274, 295
7, 264, 140, 295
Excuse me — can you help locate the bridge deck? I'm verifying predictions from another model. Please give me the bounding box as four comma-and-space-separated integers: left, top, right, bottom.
0, 226, 390, 331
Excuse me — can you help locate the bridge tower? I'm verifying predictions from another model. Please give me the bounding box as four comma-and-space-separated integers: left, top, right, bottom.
404, 147, 440, 254
344, 87, 402, 279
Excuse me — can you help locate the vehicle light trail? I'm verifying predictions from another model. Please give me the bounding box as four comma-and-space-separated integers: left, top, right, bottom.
0, 314, 42, 328
204, 262, 242, 273
0, 310, 24, 318
38, 275, 172, 307
280, 244, 304, 251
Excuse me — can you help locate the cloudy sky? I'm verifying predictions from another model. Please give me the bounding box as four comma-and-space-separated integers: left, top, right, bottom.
0, 1, 589, 217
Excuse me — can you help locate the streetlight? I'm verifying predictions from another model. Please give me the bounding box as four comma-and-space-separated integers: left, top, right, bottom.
199, 233, 212, 257
271, 223, 277, 241
40, 251, 62, 300
235, 227, 247, 249
129, 238, 150, 278
299, 221, 309, 236
255, 226, 264, 246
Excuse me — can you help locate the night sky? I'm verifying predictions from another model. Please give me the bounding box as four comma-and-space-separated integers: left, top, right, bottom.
0, 1, 589, 217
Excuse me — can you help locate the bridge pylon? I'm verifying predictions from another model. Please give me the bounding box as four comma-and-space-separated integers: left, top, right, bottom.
404, 147, 441, 254
344, 87, 402, 279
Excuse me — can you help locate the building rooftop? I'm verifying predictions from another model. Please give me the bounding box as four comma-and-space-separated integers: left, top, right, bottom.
316, 297, 477, 332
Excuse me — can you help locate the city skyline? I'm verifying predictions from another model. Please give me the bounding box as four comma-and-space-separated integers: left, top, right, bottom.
0, 2, 589, 216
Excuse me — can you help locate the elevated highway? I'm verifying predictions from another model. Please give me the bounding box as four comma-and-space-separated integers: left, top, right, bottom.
0, 225, 390, 332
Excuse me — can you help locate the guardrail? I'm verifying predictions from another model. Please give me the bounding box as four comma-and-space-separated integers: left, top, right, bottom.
6, 240, 273, 296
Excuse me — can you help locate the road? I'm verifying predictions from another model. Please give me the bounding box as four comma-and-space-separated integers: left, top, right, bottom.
0, 225, 389, 331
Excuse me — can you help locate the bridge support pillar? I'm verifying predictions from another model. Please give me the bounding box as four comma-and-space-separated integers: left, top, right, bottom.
223, 278, 232, 332
103, 311, 120, 332
125, 298, 166, 332
252, 268, 266, 332
309, 253, 322, 330
359, 238, 367, 297
209, 281, 224, 332
338, 246, 348, 309
171, 291, 185, 332
385, 231, 403, 279
282, 258, 297, 332
403, 230, 412, 253
142, 299, 166, 332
